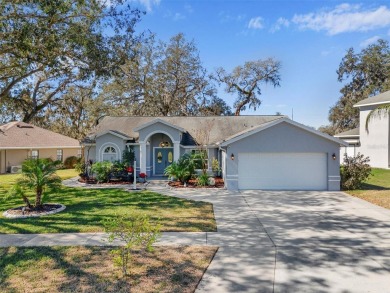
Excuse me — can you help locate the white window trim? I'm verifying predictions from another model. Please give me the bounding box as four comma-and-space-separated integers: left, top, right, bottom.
99, 142, 120, 162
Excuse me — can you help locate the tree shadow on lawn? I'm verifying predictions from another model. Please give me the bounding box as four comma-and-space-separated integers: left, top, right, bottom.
0, 246, 131, 292
359, 182, 390, 190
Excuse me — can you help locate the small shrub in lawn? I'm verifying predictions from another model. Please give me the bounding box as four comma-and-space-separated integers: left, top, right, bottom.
91, 161, 113, 183
64, 156, 79, 169
341, 153, 371, 190
103, 213, 161, 277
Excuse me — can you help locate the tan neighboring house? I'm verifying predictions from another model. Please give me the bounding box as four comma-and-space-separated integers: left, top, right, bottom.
0, 121, 81, 174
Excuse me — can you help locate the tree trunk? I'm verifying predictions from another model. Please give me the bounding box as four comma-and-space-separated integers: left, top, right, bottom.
22, 195, 33, 210
35, 188, 43, 209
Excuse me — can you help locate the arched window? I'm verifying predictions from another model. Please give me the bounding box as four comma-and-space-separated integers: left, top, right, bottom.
102, 146, 117, 162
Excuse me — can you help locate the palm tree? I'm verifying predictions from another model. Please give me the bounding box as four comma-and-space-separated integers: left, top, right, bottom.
365, 104, 390, 132
17, 159, 62, 209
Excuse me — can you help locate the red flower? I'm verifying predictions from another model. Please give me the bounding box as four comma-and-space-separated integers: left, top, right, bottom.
139, 173, 147, 178
126, 166, 134, 173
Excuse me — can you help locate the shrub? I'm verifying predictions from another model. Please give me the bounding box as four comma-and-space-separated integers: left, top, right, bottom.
103, 213, 161, 277
197, 173, 209, 187
211, 158, 220, 174
164, 153, 195, 183
6, 159, 61, 209
64, 156, 79, 169
122, 146, 135, 167
75, 161, 87, 176
341, 153, 371, 190
91, 161, 113, 183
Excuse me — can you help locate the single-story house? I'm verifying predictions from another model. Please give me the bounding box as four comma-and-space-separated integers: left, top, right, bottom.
0, 121, 81, 173
83, 115, 346, 191
335, 90, 390, 169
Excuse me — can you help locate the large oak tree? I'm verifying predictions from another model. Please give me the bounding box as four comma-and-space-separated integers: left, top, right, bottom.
0, 0, 142, 123
325, 39, 390, 134
100, 33, 227, 116
215, 58, 281, 116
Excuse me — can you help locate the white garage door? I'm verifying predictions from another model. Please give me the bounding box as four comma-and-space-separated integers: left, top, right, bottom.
238, 152, 327, 190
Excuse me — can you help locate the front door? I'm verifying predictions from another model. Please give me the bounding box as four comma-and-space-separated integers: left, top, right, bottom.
154, 148, 173, 175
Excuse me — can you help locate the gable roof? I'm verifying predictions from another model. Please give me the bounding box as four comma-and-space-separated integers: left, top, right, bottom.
354, 90, 390, 107
219, 118, 348, 147
87, 115, 285, 145
334, 127, 360, 138
0, 122, 80, 149
133, 118, 186, 132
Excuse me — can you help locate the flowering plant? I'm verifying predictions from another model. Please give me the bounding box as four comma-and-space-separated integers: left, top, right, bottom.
139, 173, 147, 178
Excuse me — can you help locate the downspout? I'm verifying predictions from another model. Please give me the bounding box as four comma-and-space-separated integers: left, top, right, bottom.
218, 146, 227, 188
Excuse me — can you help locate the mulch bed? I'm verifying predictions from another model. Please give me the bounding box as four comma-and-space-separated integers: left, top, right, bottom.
78, 178, 134, 185
168, 177, 224, 188
5, 204, 63, 216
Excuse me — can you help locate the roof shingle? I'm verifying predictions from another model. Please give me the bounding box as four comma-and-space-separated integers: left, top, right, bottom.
0, 122, 80, 149
354, 90, 390, 107
87, 115, 285, 145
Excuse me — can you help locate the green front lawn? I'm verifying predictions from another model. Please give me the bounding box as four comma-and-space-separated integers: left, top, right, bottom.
0, 169, 78, 188
346, 168, 390, 209
0, 171, 216, 234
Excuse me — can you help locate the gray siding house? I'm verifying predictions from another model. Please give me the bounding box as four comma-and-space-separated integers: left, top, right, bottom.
83, 115, 346, 191
335, 90, 390, 169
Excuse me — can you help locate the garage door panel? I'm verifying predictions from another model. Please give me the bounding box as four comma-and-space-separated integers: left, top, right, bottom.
238, 153, 327, 190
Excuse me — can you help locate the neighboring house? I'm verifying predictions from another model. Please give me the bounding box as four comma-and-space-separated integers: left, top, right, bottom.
0, 122, 81, 173
83, 115, 346, 191
335, 90, 390, 169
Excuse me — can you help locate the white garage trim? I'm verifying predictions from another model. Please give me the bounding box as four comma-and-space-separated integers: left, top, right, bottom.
238, 152, 328, 190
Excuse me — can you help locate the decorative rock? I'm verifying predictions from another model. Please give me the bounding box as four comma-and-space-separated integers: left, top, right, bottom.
3, 204, 66, 219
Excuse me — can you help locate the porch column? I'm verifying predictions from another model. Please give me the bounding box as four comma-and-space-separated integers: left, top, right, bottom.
140, 141, 147, 174
173, 141, 180, 162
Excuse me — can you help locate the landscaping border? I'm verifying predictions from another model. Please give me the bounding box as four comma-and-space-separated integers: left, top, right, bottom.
3, 204, 66, 219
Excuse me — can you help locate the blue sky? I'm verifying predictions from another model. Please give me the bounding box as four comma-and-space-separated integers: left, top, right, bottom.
129, 0, 390, 128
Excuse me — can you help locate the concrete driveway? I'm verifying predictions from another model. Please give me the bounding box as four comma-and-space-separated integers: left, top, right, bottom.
184, 189, 390, 293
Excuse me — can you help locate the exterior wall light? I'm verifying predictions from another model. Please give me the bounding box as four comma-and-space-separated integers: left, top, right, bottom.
231, 153, 235, 160
332, 153, 336, 160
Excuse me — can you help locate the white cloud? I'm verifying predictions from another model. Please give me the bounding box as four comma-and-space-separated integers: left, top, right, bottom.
173, 12, 185, 21
164, 10, 185, 21
219, 11, 246, 23
360, 36, 381, 47
292, 4, 390, 35
270, 17, 290, 32
248, 17, 264, 29
184, 4, 193, 14
133, 0, 161, 12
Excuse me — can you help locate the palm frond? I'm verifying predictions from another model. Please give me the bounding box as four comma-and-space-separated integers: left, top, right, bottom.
365, 103, 390, 132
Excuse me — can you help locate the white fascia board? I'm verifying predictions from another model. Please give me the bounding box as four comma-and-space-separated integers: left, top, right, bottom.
219, 118, 349, 147
180, 145, 218, 149
343, 139, 360, 144
334, 134, 360, 138
133, 118, 185, 132
353, 101, 390, 108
